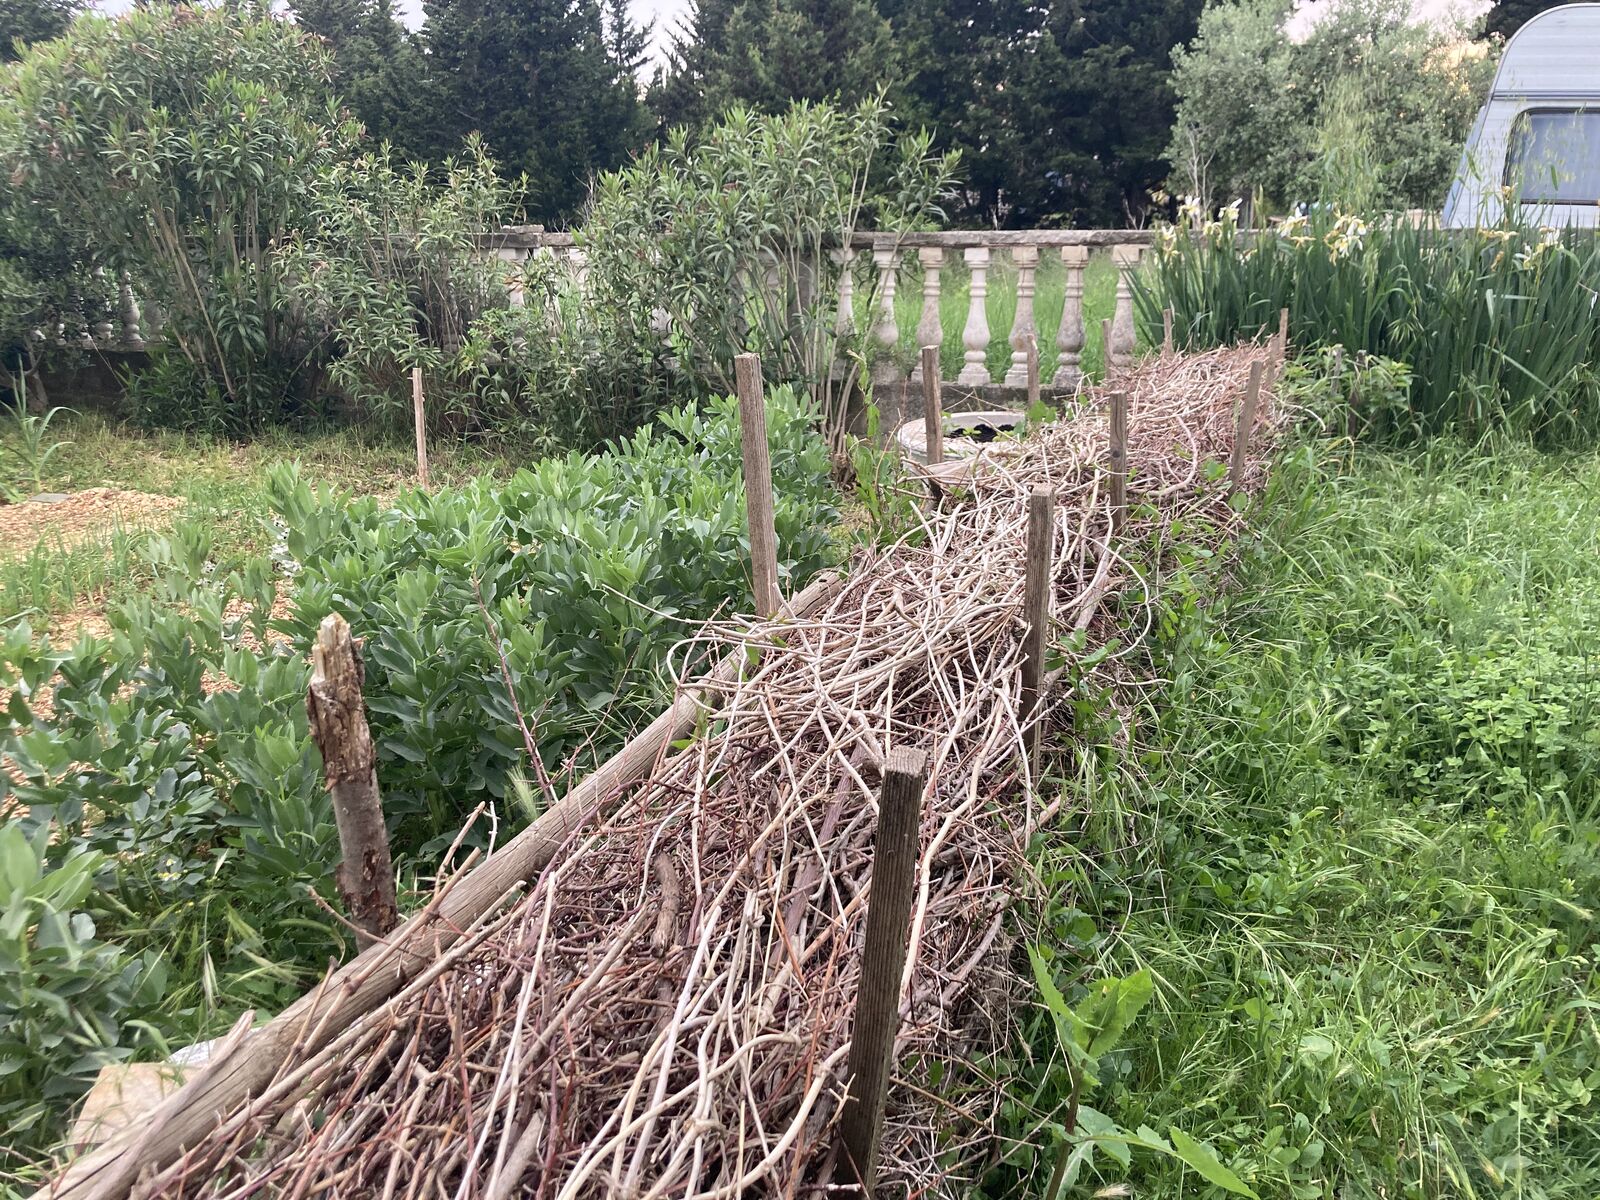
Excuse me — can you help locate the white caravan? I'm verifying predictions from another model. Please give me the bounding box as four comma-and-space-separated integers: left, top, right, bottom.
1442, 3, 1600, 228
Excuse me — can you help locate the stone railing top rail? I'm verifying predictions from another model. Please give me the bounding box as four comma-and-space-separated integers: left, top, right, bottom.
471, 227, 1163, 252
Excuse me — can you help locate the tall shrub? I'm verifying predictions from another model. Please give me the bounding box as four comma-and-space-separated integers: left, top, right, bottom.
1142, 205, 1600, 442
0, 5, 350, 426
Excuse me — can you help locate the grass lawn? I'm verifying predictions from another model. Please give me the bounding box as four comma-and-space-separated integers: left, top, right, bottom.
1009, 440, 1600, 1198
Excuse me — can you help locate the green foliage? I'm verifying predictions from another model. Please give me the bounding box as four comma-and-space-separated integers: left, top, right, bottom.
1168, 0, 1494, 211
267, 387, 838, 854
1023, 439, 1600, 1198
290, 0, 430, 161
0, 0, 79, 61
0, 5, 352, 425
0, 827, 167, 1154
1142, 208, 1600, 442
483, 98, 958, 452
0, 391, 837, 1155
276, 138, 515, 432
0, 372, 72, 499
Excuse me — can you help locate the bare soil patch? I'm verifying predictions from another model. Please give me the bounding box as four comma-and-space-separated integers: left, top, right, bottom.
0, 488, 183, 558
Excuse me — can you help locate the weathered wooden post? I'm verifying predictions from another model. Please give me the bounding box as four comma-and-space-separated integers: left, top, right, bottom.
411, 367, 429, 489
838, 746, 927, 1193
1108, 389, 1129, 534
1229, 360, 1266, 496
1026, 333, 1041, 412
1020, 487, 1055, 775
734, 353, 781, 618
920, 345, 943, 467
1163, 308, 1174, 356
307, 614, 398, 950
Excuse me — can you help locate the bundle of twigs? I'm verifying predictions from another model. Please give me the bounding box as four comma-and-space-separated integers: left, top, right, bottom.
120, 345, 1279, 1200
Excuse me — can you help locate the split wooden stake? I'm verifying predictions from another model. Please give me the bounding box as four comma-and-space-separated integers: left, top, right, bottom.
411, 367, 429, 489
838, 745, 927, 1194
307, 613, 397, 950
1107, 389, 1128, 534
1026, 333, 1041, 411
1277, 306, 1290, 361
920, 345, 943, 466
1229, 360, 1266, 496
1020, 487, 1055, 776
1163, 308, 1175, 356
734, 353, 781, 618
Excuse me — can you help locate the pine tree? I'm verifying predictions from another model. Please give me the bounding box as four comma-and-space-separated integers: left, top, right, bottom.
292, 0, 431, 158
1483, 0, 1564, 41
1, 0, 80, 61
422, 0, 650, 223
652, 0, 894, 135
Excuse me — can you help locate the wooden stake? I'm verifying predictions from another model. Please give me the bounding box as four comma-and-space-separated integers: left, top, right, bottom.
1229, 360, 1266, 496
1020, 487, 1055, 774
920, 345, 943, 466
734, 353, 781, 618
1108, 389, 1128, 534
411, 367, 429, 489
1277, 306, 1290, 362
838, 746, 927, 1193
1025, 333, 1041, 411
307, 613, 397, 950
1163, 308, 1174, 355
1100, 317, 1114, 379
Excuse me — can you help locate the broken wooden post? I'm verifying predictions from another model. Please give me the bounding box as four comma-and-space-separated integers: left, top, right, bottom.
838, 745, 927, 1194
1021, 487, 1055, 775
411, 367, 429, 489
1230, 360, 1266, 496
920, 344, 943, 467
1163, 308, 1174, 355
734, 353, 781, 618
307, 613, 397, 950
1108, 389, 1128, 535
1026, 332, 1041, 411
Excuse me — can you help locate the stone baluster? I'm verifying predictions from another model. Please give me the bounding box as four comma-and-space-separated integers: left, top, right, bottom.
957, 246, 992, 386
566, 246, 589, 293
1004, 244, 1040, 387
870, 247, 900, 378
496, 247, 526, 307
831, 248, 856, 338
1054, 246, 1088, 388
91, 268, 113, 345
1109, 244, 1142, 371
909, 246, 944, 384
118, 271, 145, 348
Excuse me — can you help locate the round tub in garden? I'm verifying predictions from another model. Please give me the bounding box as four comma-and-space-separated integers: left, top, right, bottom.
895, 410, 1025, 465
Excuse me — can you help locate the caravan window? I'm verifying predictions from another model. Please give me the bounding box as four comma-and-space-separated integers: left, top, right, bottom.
1506, 109, 1600, 205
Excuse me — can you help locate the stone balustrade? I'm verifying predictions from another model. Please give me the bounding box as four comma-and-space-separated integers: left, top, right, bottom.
61, 227, 1160, 400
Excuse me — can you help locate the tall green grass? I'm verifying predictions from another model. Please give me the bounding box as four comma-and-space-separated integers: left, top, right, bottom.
1141, 215, 1600, 442
1007, 441, 1600, 1198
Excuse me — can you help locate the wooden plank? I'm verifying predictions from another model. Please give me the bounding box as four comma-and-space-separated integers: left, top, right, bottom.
1020, 488, 1055, 775
920, 345, 943, 466
734, 354, 781, 619
39, 572, 845, 1200
1229, 360, 1266, 495
838, 746, 928, 1193
411, 367, 429, 489
1107, 389, 1128, 534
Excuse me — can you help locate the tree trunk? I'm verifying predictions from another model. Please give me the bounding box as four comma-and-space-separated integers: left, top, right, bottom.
306, 613, 397, 949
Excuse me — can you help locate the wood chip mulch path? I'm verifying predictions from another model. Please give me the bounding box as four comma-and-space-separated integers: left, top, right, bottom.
0, 487, 183, 558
